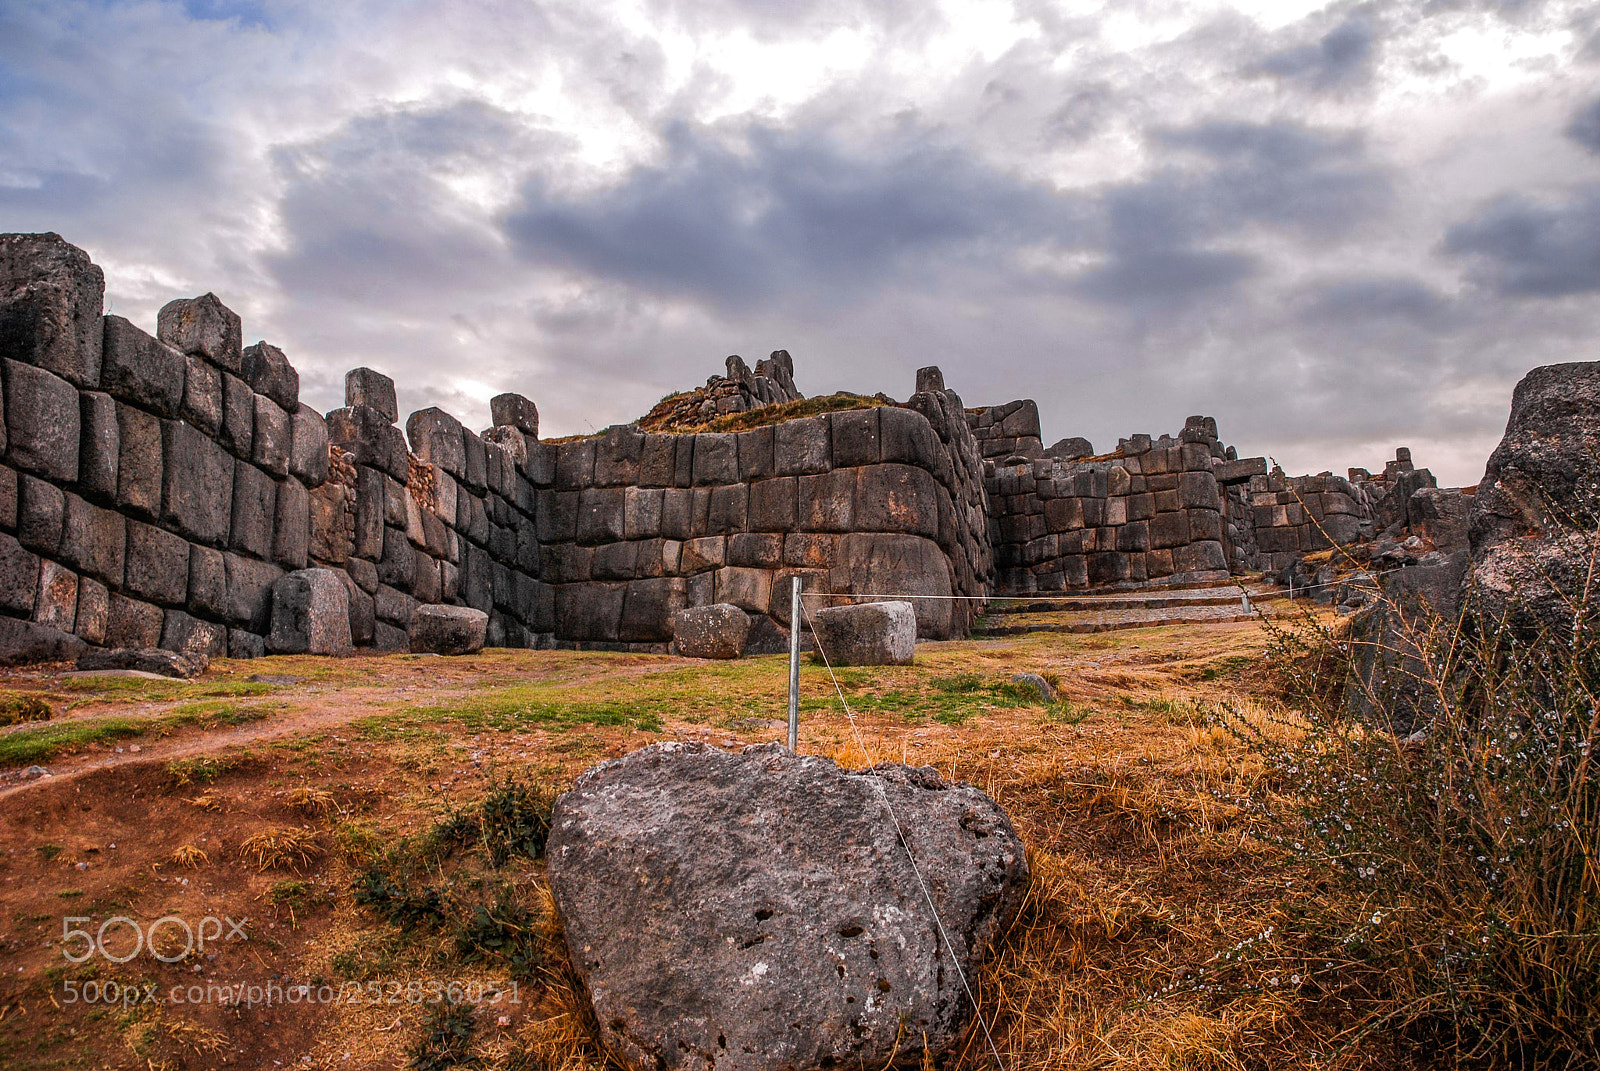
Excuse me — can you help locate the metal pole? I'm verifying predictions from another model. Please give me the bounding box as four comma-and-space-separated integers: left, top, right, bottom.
788, 576, 801, 751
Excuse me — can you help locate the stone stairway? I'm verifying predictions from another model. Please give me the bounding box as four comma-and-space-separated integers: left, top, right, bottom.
972, 579, 1289, 636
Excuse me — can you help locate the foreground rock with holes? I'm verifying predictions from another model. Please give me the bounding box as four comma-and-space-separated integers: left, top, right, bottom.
545, 742, 1029, 1071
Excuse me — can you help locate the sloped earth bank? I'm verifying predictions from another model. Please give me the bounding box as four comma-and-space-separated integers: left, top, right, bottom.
0, 617, 1362, 1070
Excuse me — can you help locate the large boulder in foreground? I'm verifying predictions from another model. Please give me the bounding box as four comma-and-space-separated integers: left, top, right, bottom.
1468, 361, 1600, 630
670, 602, 750, 659
410, 604, 488, 655
810, 600, 916, 665
547, 743, 1029, 1071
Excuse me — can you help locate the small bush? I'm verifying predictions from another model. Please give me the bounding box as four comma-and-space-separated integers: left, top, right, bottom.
352, 866, 452, 929
409, 1002, 479, 1071
455, 886, 544, 980
237, 827, 324, 872
478, 779, 552, 867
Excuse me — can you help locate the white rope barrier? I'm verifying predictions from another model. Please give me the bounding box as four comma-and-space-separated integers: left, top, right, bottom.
799, 595, 1010, 1071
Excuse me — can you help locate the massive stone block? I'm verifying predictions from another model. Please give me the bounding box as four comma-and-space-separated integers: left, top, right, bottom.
407, 407, 467, 477
0, 531, 40, 615
462, 427, 488, 493
253, 395, 290, 477
17, 473, 64, 555
274, 476, 310, 569
775, 416, 831, 477
3, 358, 79, 481
577, 487, 626, 545
220, 371, 254, 458
838, 533, 954, 638
290, 403, 329, 486
812, 600, 916, 665
353, 466, 385, 560
345, 367, 398, 423
59, 492, 124, 584
101, 315, 184, 417
326, 404, 407, 480
161, 419, 235, 545
105, 592, 165, 649
175, 354, 222, 436
705, 484, 748, 534
124, 520, 189, 605
619, 577, 689, 642
799, 470, 855, 532
490, 392, 538, 437
554, 580, 625, 641
378, 525, 417, 589
241, 341, 298, 411
854, 464, 939, 537
736, 426, 775, 481
159, 609, 227, 660
31, 560, 77, 632
230, 463, 276, 559
157, 293, 242, 374
225, 553, 282, 631
715, 566, 772, 616
74, 576, 108, 644
268, 568, 352, 655
691, 433, 739, 486
669, 602, 749, 658
188, 543, 226, 619
411, 603, 488, 654
748, 476, 798, 532
593, 424, 644, 487
0, 233, 104, 388
830, 408, 881, 468
0, 617, 87, 665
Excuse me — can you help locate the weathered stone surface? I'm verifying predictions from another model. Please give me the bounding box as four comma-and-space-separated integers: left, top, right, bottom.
18, 473, 64, 555
840, 534, 955, 639
3, 358, 79, 481
225, 553, 282, 631
230, 463, 276, 558
1045, 436, 1094, 460
774, 416, 831, 476
74, 577, 108, 644
227, 628, 267, 659
220, 371, 254, 458
0, 464, 13, 529
158, 293, 242, 374
162, 419, 234, 544
241, 341, 298, 411
253, 395, 290, 476
267, 568, 352, 655
115, 402, 162, 517
555, 581, 625, 641
345, 367, 398, 423
77, 390, 118, 497
0, 233, 104, 387
1410, 486, 1470, 554
188, 544, 226, 619
159, 609, 227, 660
290, 403, 329, 486
670, 602, 750, 659
79, 645, 206, 679
0, 532, 41, 615
407, 407, 467, 477
33, 560, 77, 631
854, 464, 938, 536
593, 424, 644, 487
105, 593, 164, 649
59, 492, 124, 583
830, 408, 881, 468
101, 315, 184, 417
547, 743, 1027, 1071
179, 354, 223, 435
619, 577, 688, 642
0, 617, 87, 666
491, 392, 539, 437
409, 604, 488, 655
1468, 362, 1600, 630
274, 476, 309, 569
811, 600, 917, 665
124, 520, 189, 605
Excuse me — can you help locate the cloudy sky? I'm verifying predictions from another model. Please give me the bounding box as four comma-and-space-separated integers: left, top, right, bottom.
4, 0, 1598, 485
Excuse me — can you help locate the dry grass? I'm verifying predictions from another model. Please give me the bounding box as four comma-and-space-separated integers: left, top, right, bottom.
237, 826, 324, 872
285, 785, 338, 817
168, 844, 208, 868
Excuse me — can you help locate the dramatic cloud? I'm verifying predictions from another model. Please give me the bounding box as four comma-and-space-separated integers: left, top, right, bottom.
3, 0, 1600, 484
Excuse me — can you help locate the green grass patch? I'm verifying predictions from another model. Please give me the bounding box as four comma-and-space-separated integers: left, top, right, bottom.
58, 677, 277, 702
0, 691, 54, 725
162, 756, 236, 787
0, 715, 145, 766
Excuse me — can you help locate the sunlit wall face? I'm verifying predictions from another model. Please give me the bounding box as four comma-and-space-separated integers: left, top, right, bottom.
4, 0, 1597, 486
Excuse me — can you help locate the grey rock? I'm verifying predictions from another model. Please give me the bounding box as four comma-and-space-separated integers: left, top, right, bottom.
159, 609, 227, 660
1409, 486, 1470, 554
162, 419, 234, 544
774, 416, 831, 476
1011, 672, 1056, 704
179, 354, 222, 435
327, 406, 408, 481
915, 365, 945, 393
409, 603, 488, 655
3, 358, 80, 481
80, 646, 205, 679
241, 341, 298, 411
73, 577, 108, 644
115, 402, 162, 517
491, 392, 539, 436
228, 629, 267, 659
290, 403, 329, 486
546, 743, 1028, 1071
224, 553, 282, 631
33, 560, 77, 631
670, 602, 750, 659
229, 463, 276, 558
620, 577, 689, 642
692, 433, 738, 486
0, 617, 88, 666
0, 464, 19, 529
105, 594, 164, 649
830, 407, 881, 468
341, 572, 375, 646
220, 371, 254, 458
1045, 436, 1094, 460
18, 473, 64, 555
123, 520, 189, 606
188, 544, 226, 619
274, 476, 309, 569
373, 583, 415, 627
345, 555, 378, 594
462, 427, 488, 494
811, 600, 917, 666
308, 481, 351, 564
78, 391, 119, 496
157, 293, 242, 374
371, 620, 408, 652
0, 232, 105, 387
344, 367, 398, 423
407, 407, 466, 477
839, 534, 955, 639
267, 568, 352, 655
59, 492, 124, 583
253, 395, 290, 476
101, 316, 184, 417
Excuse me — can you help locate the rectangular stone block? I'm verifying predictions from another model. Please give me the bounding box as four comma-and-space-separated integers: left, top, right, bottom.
727, 531, 782, 568
188, 543, 226, 619
706, 484, 748, 534
1126, 493, 1155, 522
17, 473, 63, 555
736, 426, 775, 481
181, 354, 222, 435
691, 433, 739, 486
101, 315, 184, 417
1115, 520, 1150, 552
113, 401, 162, 518
0, 234, 105, 387
274, 477, 309, 569
414, 553, 442, 603
577, 487, 626, 545
1087, 551, 1130, 586
1172, 540, 1227, 574
162, 419, 235, 545
0, 464, 14, 530
241, 341, 299, 412
462, 542, 493, 611
230, 463, 276, 558
225, 553, 282, 631
1060, 554, 1088, 587
774, 416, 831, 476
124, 519, 189, 606
220, 371, 254, 459
624, 486, 664, 539
3, 358, 79, 481
158, 293, 242, 373
0, 531, 39, 614
160, 609, 226, 659
660, 488, 694, 540
1187, 508, 1224, 542
106, 593, 163, 648
853, 464, 938, 537
521, 440, 556, 487
354, 466, 385, 560
1105, 496, 1127, 526
1149, 510, 1189, 549
637, 433, 676, 487
345, 367, 398, 421
716, 566, 772, 616
748, 476, 798, 532
1178, 471, 1221, 511
555, 581, 624, 641
374, 583, 416, 627
830, 408, 881, 468
462, 427, 488, 494
593, 424, 644, 487
78, 390, 118, 498
378, 525, 416, 589
308, 481, 351, 565
535, 489, 579, 544
74, 576, 108, 644
59, 492, 124, 584
290, 403, 329, 486
799, 470, 854, 532
253, 395, 290, 476
619, 577, 688, 643
1044, 497, 1084, 533
680, 535, 725, 574
554, 437, 594, 490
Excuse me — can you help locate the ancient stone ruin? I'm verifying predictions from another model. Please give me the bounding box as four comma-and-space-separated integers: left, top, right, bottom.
0, 233, 1471, 664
